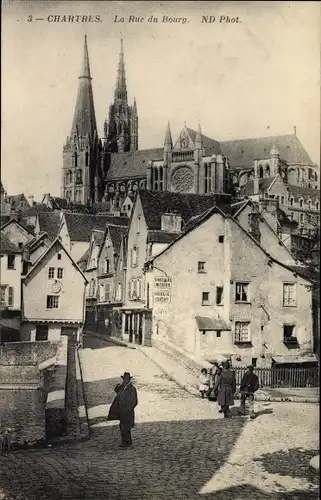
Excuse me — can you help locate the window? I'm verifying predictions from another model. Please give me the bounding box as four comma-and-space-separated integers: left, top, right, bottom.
316, 202, 319, 210
216, 331, 221, 338
75, 190, 82, 203
48, 267, 55, 279
115, 283, 122, 302
283, 283, 296, 306
299, 199, 303, 207
0, 286, 6, 307
198, 261, 206, 273
57, 254, 62, 260
36, 325, 48, 341
104, 259, 110, 274
259, 166, 263, 178
7, 255, 15, 269
202, 292, 210, 306
8, 287, 14, 307
57, 268, 64, 279
131, 246, 139, 267
235, 322, 251, 343
290, 212, 294, 220
76, 169, 82, 184
104, 283, 112, 302
251, 357, 257, 367
300, 213, 304, 223
216, 287, 224, 305
308, 200, 311, 210
290, 198, 294, 206
46, 295, 59, 309
283, 324, 297, 343
281, 196, 285, 205
218, 235, 224, 243
235, 282, 249, 302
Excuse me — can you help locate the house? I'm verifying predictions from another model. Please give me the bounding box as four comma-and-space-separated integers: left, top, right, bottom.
95, 225, 128, 336
21, 238, 87, 342
121, 189, 232, 345
141, 205, 316, 368
83, 229, 105, 330
58, 212, 129, 262
0, 233, 24, 340
5, 193, 30, 213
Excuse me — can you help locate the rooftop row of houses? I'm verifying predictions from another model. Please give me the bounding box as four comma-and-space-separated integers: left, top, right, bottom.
75, 189, 319, 368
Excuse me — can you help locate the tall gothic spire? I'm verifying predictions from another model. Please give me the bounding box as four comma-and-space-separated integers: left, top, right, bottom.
71, 35, 97, 139
114, 38, 127, 102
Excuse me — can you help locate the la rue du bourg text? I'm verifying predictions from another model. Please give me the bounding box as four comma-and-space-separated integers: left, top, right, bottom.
114, 15, 240, 24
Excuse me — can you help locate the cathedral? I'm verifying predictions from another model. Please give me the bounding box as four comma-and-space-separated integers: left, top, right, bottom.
61, 36, 319, 212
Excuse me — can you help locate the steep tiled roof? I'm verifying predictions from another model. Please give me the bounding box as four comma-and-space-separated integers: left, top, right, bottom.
37, 212, 61, 241
0, 233, 24, 253
64, 213, 128, 243
187, 128, 221, 156
23, 203, 50, 216
139, 190, 225, 230
50, 197, 70, 210
108, 225, 128, 255
107, 148, 163, 181
288, 184, 320, 200
241, 177, 277, 196
220, 134, 312, 169
147, 230, 179, 244
77, 247, 90, 266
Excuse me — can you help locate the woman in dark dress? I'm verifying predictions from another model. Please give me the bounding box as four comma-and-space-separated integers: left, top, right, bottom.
213, 361, 236, 418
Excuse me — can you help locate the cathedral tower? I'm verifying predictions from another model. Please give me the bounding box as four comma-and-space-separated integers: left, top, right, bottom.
104, 39, 138, 153
61, 35, 100, 204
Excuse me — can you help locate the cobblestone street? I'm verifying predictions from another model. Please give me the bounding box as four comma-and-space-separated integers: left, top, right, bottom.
0, 336, 319, 500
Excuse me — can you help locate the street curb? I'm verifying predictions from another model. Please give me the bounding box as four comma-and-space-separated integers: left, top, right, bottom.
141, 349, 320, 404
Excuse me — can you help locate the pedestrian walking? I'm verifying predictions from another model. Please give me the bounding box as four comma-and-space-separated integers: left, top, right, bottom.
239, 365, 259, 419
213, 360, 236, 418
107, 372, 138, 448
198, 368, 210, 399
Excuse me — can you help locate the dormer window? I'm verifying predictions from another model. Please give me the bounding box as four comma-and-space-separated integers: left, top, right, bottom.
161, 213, 182, 233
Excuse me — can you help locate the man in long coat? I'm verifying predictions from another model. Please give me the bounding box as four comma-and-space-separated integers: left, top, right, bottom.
213, 360, 236, 418
115, 372, 138, 448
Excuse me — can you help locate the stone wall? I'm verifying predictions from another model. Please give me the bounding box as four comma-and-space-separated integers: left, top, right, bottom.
0, 341, 59, 366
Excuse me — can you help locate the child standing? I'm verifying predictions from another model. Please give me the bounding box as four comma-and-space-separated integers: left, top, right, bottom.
198, 368, 210, 399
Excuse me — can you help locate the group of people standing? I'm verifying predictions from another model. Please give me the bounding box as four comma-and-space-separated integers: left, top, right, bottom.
199, 361, 259, 419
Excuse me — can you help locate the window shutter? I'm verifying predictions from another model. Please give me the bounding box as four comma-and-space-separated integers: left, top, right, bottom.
138, 279, 142, 299
128, 279, 132, 299
8, 287, 14, 307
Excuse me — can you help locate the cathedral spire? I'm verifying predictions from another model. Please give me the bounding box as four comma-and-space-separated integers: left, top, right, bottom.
71, 35, 97, 139
114, 38, 127, 102
164, 122, 173, 151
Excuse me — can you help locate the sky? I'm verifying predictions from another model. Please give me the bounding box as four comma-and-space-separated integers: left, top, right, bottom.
2, 1, 320, 200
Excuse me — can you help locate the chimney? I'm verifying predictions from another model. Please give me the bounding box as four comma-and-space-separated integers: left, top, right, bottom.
28, 195, 35, 207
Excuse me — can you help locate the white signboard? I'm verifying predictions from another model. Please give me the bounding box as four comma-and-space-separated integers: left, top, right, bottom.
154, 290, 171, 303
154, 277, 172, 289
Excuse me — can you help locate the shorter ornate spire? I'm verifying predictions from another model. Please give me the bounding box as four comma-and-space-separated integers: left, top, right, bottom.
164, 122, 173, 150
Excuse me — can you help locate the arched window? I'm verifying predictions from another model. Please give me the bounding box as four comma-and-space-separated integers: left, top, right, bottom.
266, 165, 270, 177
316, 201, 320, 210
290, 197, 294, 206
76, 169, 82, 184
85, 151, 89, 167
259, 165, 264, 178
73, 152, 78, 168
281, 196, 285, 205
75, 190, 82, 203
300, 213, 304, 223
299, 199, 303, 208
153, 168, 159, 190
159, 167, 164, 191
205, 163, 212, 193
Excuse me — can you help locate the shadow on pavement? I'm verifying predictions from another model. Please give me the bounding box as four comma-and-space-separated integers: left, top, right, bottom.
0, 416, 317, 500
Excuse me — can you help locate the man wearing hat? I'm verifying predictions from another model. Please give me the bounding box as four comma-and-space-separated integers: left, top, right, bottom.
239, 365, 259, 419
115, 372, 138, 447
